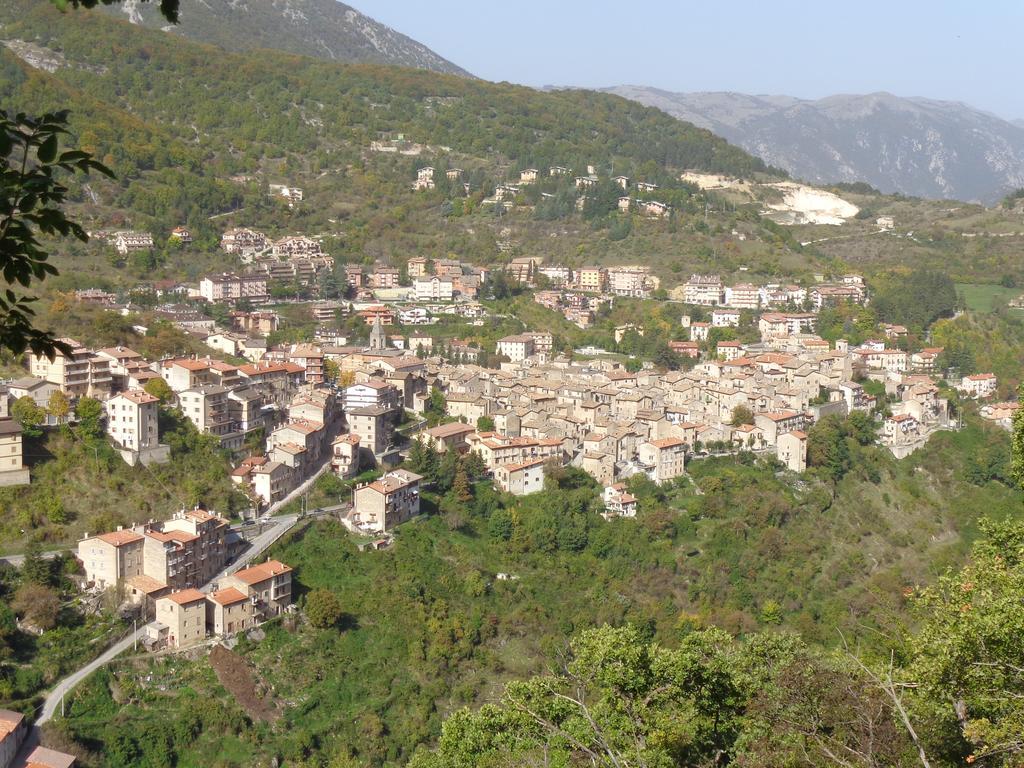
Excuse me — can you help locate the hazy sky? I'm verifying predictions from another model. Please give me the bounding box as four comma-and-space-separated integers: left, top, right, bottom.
352, 1, 1023, 119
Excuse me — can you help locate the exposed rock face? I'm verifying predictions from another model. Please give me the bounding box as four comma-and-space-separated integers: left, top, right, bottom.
605, 86, 1024, 203
108, 0, 471, 77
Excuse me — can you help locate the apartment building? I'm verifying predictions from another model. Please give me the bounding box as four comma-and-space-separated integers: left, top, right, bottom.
106, 390, 160, 451
221, 227, 267, 256
577, 266, 607, 293
346, 405, 394, 456
199, 272, 269, 303
637, 437, 686, 484
352, 469, 423, 532
343, 379, 401, 412
331, 433, 360, 478
776, 430, 808, 472
413, 276, 455, 301
29, 338, 112, 398
682, 275, 725, 306
78, 529, 145, 590
178, 385, 233, 437
465, 432, 564, 469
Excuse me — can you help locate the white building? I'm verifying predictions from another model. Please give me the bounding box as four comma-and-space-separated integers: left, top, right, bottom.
413, 276, 455, 301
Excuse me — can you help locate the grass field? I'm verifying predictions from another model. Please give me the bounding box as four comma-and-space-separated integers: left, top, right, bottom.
956, 282, 1024, 313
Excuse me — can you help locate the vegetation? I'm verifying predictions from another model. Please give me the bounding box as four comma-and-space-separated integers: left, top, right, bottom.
47, 415, 1024, 766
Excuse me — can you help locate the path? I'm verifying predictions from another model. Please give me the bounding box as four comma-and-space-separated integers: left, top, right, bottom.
0, 550, 62, 567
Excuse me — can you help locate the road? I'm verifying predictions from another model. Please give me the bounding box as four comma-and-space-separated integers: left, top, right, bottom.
34, 512, 302, 726
0, 549, 62, 567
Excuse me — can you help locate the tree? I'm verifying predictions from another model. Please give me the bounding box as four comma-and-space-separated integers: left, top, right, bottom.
1011, 385, 1024, 488
74, 396, 104, 438
143, 377, 174, 404
908, 518, 1024, 765
11, 395, 45, 437
21, 544, 54, 585
807, 414, 851, 481
305, 588, 343, 629
46, 389, 70, 423
12, 582, 60, 631
730, 405, 755, 426
475, 415, 494, 432
324, 358, 341, 385
1, 109, 113, 357
452, 460, 472, 502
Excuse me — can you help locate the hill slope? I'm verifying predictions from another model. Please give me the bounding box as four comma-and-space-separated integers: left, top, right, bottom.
604, 86, 1024, 203
105, 0, 471, 76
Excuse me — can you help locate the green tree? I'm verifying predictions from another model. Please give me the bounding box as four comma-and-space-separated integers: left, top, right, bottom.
0, 109, 113, 357
46, 389, 70, 423
11, 395, 45, 437
730, 405, 755, 426
1012, 385, 1024, 488
74, 396, 104, 438
476, 415, 495, 432
909, 518, 1024, 765
452, 460, 472, 502
305, 588, 343, 629
21, 543, 54, 585
807, 414, 851, 481
324, 358, 341, 384
143, 377, 174, 404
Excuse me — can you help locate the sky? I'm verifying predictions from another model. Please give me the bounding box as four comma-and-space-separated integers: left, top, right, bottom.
352, 1, 1024, 120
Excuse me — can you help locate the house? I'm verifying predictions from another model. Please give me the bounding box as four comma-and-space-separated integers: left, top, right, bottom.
637, 437, 686, 484
224, 559, 294, 619
607, 266, 651, 297
78, 529, 145, 590
711, 308, 741, 327
497, 334, 535, 362
23, 746, 77, 768
716, 341, 743, 361
0, 708, 27, 768
206, 587, 253, 637
7, 376, 59, 408
689, 322, 710, 342
494, 458, 546, 495
169, 225, 193, 244
352, 469, 423, 532
221, 227, 267, 257
251, 461, 292, 506
417, 422, 475, 453
0, 419, 29, 487
178, 385, 233, 438
776, 430, 808, 472
602, 484, 638, 519
347, 405, 394, 457
959, 373, 998, 399
155, 589, 208, 649
754, 411, 806, 445
369, 266, 401, 290
520, 168, 540, 183
466, 432, 563, 469
331, 433, 360, 478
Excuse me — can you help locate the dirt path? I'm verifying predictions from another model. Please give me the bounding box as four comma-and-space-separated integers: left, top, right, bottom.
209, 644, 280, 724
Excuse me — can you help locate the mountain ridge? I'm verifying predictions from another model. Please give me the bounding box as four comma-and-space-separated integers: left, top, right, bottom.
104, 0, 472, 77
603, 86, 1024, 203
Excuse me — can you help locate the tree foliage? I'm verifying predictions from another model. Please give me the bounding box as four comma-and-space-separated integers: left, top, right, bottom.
0, 108, 112, 357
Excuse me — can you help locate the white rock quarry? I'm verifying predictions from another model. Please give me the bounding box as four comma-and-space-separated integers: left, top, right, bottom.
764, 182, 858, 225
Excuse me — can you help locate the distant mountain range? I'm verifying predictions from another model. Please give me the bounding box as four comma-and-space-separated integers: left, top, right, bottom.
107, 0, 470, 76
603, 87, 1024, 203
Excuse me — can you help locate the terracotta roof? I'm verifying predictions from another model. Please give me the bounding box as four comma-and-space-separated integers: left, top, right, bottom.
96, 530, 144, 547
164, 588, 206, 605
24, 745, 76, 768
115, 389, 159, 405
209, 587, 248, 606
126, 574, 168, 594
0, 708, 24, 741
648, 437, 685, 449
231, 559, 293, 585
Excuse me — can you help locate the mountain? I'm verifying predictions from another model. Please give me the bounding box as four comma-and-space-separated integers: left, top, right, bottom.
603, 86, 1024, 203
105, 0, 471, 76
